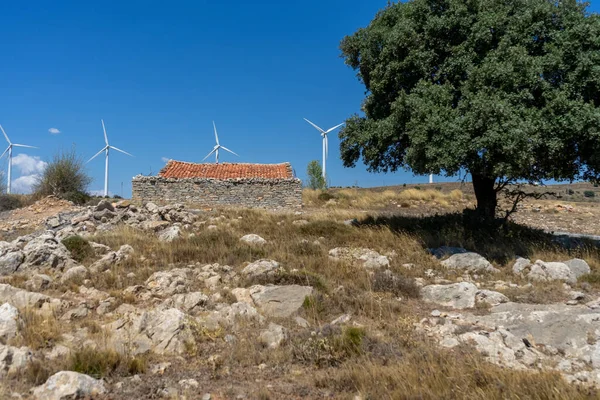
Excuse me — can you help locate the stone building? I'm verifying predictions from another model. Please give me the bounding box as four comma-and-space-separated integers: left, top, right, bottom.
132, 160, 303, 209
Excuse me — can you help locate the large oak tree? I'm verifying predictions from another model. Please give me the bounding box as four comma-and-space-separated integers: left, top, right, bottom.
339, 0, 600, 219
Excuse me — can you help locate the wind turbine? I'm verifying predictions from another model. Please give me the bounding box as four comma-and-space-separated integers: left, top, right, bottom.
303, 118, 344, 182
0, 125, 37, 194
87, 120, 133, 197
202, 121, 238, 164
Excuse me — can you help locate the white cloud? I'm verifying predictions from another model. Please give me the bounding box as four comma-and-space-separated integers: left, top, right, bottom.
48, 128, 61, 135
11, 174, 40, 194
11, 154, 47, 175
161, 157, 170, 163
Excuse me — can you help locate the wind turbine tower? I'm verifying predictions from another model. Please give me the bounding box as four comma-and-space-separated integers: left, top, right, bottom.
0, 125, 38, 194
429, 174, 433, 184
202, 121, 238, 164
87, 120, 133, 197
303, 118, 344, 182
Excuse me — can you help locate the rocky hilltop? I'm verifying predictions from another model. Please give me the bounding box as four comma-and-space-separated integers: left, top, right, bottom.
0, 198, 599, 398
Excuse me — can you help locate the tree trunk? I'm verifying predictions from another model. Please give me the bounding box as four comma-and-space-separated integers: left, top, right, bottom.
472, 174, 497, 220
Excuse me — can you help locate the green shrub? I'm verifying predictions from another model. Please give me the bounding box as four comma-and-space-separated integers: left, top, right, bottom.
567, 189, 575, 195
584, 190, 595, 198
0, 194, 23, 212
61, 236, 94, 262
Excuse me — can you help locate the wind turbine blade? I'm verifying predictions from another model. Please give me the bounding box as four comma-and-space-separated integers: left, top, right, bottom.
303, 118, 326, 134
202, 148, 217, 161
101, 120, 108, 145
87, 148, 106, 163
220, 146, 239, 157
325, 122, 345, 134
213, 121, 219, 145
0, 125, 11, 145
110, 146, 134, 157
0, 146, 9, 159
12, 144, 38, 149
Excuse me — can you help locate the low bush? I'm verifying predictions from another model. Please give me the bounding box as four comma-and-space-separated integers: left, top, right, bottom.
0, 194, 23, 212
61, 235, 94, 262
584, 190, 596, 198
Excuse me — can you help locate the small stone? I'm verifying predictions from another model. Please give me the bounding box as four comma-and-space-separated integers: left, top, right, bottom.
179, 379, 199, 388
431, 310, 441, 317
240, 234, 267, 245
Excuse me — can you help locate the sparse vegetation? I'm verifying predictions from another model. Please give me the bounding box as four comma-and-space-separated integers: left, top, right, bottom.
61, 235, 94, 263
33, 147, 92, 204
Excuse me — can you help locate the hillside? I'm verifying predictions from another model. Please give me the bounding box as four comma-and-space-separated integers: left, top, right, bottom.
0, 195, 599, 398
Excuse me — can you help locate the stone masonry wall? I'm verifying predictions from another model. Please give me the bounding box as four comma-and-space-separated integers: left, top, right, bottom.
131, 176, 303, 209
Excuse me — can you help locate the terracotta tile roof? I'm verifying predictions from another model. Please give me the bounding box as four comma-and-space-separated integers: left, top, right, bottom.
159, 160, 294, 180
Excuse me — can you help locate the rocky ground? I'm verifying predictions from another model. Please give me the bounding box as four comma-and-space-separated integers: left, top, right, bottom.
1, 197, 600, 398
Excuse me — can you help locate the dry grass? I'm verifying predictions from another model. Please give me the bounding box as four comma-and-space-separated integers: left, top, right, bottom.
4, 203, 599, 398
303, 188, 468, 209
315, 348, 596, 399
9, 309, 62, 350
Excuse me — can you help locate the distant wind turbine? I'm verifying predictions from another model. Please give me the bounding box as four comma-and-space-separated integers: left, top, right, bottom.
87, 120, 133, 197
0, 125, 38, 194
202, 121, 238, 164
303, 118, 344, 182
429, 174, 433, 184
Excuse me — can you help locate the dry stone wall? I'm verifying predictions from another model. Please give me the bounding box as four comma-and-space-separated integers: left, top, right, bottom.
132, 176, 303, 209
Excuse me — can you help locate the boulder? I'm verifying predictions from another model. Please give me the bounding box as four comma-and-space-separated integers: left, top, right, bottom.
527, 260, 576, 284
240, 234, 267, 246
146, 269, 191, 297
0, 250, 24, 275
163, 292, 209, 314
475, 290, 509, 306
512, 257, 531, 275
259, 323, 287, 349
158, 226, 182, 242
145, 202, 160, 213
141, 220, 170, 232
21, 233, 76, 271
441, 253, 499, 273
0, 303, 19, 341
328, 247, 390, 269
0, 344, 32, 376
107, 308, 195, 355
563, 259, 591, 279
250, 285, 313, 318
241, 259, 280, 279
95, 200, 115, 213
60, 266, 89, 283
421, 282, 478, 309
32, 371, 106, 400
0, 284, 53, 310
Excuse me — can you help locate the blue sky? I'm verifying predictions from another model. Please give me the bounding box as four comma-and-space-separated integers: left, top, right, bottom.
1, 1, 599, 196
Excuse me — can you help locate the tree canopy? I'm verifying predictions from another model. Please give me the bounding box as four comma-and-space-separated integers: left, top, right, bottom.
339, 0, 600, 218
306, 160, 327, 190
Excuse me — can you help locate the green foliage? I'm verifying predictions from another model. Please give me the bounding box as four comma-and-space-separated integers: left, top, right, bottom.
584, 190, 596, 198
61, 235, 94, 262
63, 191, 92, 205
339, 0, 600, 217
0, 194, 23, 212
306, 160, 327, 190
33, 147, 92, 201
